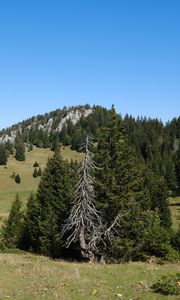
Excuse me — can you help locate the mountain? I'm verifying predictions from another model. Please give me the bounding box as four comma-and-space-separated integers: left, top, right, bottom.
0, 104, 180, 194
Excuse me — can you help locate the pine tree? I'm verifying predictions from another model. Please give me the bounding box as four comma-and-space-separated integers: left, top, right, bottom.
33, 168, 38, 178
20, 193, 41, 252
1, 194, 23, 248
15, 135, 25, 161
15, 174, 21, 184
0, 144, 7, 165
175, 147, 180, 193
95, 106, 149, 224
22, 147, 74, 256
146, 170, 172, 228
94, 106, 154, 259
37, 167, 42, 177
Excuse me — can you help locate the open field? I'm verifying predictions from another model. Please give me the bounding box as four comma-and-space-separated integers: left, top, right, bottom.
0, 147, 83, 220
0, 252, 179, 300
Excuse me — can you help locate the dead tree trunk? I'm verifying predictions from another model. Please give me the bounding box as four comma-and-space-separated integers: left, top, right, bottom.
61, 135, 127, 261
61, 136, 102, 261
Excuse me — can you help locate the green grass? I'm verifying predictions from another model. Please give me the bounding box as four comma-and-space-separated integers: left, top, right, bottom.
169, 196, 180, 231
0, 253, 179, 300
0, 146, 83, 220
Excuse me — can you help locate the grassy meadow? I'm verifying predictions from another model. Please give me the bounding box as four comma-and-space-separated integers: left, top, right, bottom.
0, 146, 83, 221
0, 252, 179, 300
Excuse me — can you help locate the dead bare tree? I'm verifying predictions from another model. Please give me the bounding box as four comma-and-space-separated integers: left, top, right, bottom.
62, 135, 128, 262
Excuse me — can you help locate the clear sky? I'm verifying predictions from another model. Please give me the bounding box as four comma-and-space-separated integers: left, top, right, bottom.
0, 0, 180, 129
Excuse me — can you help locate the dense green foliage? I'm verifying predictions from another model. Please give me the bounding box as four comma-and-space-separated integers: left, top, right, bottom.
93, 107, 174, 261
21, 148, 75, 257
0, 105, 180, 261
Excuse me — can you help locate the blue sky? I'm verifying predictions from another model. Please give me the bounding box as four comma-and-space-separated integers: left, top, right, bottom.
0, 0, 180, 129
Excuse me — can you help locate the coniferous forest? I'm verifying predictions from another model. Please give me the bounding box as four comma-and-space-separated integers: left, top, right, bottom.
0, 105, 180, 262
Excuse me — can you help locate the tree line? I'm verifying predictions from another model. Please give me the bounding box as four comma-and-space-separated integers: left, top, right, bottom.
0, 105, 180, 194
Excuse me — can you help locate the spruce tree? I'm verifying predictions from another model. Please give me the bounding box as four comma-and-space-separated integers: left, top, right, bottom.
37, 167, 42, 177
15, 136, 25, 161
33, 168, 38, 178
15, 174, 21, 184
95, 106, 150, 224
94, 106, 154, 259
0, 144, 7, 165
1, 194, 23, 248
146, 170, 172, 228
22, 148, 74, 256
20, 193, 41, 252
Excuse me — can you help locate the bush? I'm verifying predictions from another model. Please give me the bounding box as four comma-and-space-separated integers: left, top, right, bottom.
10, 172, 16, 180
151, 273, 180, 295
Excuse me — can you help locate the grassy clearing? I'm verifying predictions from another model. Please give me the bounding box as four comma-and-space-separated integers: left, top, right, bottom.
0, 146, 83, 220
169, 196, 180, 231
0, 253, 179, 300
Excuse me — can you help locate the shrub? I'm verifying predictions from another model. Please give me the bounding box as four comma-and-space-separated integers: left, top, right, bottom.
10, 172, 16, 179
151, 273, 180, 295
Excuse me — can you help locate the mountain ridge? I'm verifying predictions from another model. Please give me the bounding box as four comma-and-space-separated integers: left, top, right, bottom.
0, 105, 93, 144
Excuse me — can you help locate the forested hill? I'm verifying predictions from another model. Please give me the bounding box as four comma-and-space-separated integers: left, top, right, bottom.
0, 104, 180, 193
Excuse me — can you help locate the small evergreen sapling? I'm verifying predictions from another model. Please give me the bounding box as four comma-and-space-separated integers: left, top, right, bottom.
0, 144, 7, 165
33, 168, 38, 178
37, 167, 42, 176
15, 174, 21, 184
